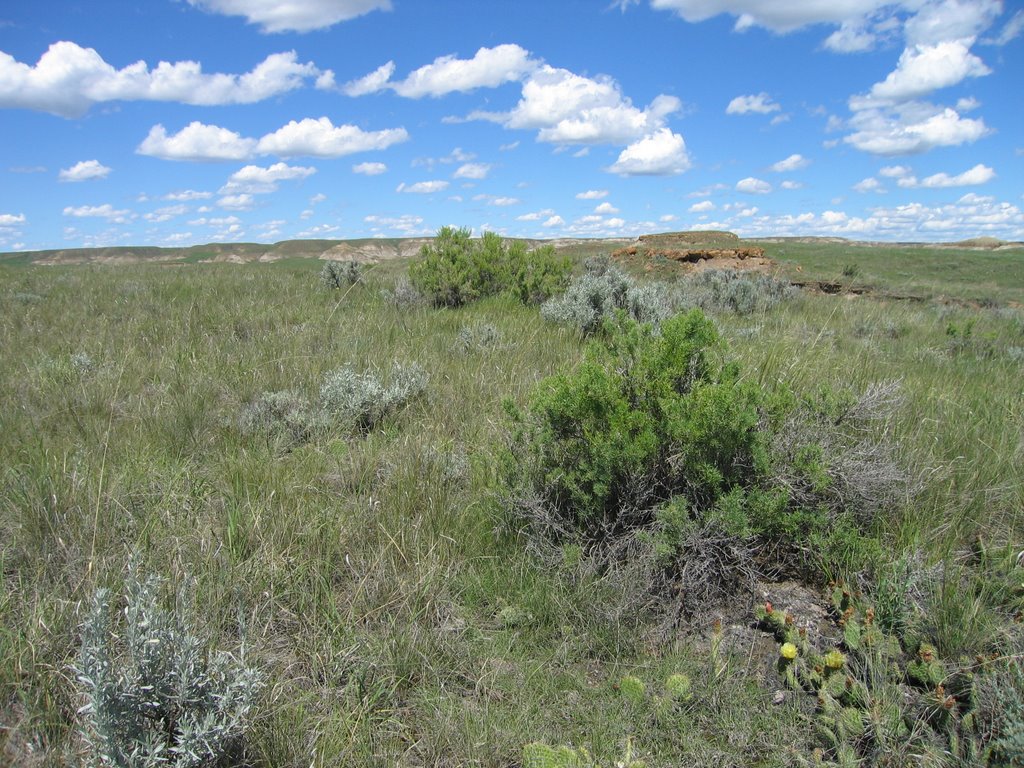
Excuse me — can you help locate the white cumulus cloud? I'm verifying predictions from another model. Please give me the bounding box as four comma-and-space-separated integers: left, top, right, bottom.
0, 43, 327, 117
823, 21, 878, 52
185, 0, 391, 33
256, 117, 408, 158
59, 159, 111, 182
219, 162, 316, 195
342, 61, 395, 96
163, 189, 212, 201
880, 165, 912, 177
217, 193, 256, 210
352, 161, 387, 175
138, 122, 258, 161
576, 189, 608, 199
471, 64, 682, 146
867, 40, 991, 103
608, 128, 691, 176
770, 153, 809, 172
726, 92, 780, 115
736, 177, 772, 194
143, 204, 188, 223
396, 180, 449, 194
689, 200, 715, 213
542, 215, 565, 227
0, 213, 26, 226
853, 177, 885, 193
595, 202, 619, 214
899, 163, 995, 188
387, 44, 537, 98
517, 209, 556, 221
844, 103, 988, 155
62, 204, 132, 222
453, 162, 491, 180
647, 0, 890, 33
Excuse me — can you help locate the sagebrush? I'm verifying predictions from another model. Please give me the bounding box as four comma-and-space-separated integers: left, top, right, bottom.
76, 566, 262, 767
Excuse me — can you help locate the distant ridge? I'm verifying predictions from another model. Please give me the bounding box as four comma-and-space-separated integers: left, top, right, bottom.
2, 233, 1021, 266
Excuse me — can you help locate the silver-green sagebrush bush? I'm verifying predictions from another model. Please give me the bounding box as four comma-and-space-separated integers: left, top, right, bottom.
540, 267, 672, 335
75, 568, 263, 767
672, 269, 798, 315
319, 259, 362, 289
239, 389, 320, 446
380, 275, 426, 309
319, 361, 428, 432
240, 362, 428, 445
453, 322, 503, 354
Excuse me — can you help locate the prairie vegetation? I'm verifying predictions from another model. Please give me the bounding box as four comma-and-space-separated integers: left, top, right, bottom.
1, 233, 1022, 766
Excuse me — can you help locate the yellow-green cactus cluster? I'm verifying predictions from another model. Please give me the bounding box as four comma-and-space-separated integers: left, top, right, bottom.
907, 643, 946, 688
618, 675, 646, 705
522, 743, 592, 768
522, 740, 646, 768
824, 650, 846, 670
665, 673, 692, 701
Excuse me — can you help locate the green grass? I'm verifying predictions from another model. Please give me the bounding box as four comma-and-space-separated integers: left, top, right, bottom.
756, 240, 1024, 305
1, 249, 1022, 766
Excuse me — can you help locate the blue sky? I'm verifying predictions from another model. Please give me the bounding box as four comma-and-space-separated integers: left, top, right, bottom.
1, 0, 1022, 251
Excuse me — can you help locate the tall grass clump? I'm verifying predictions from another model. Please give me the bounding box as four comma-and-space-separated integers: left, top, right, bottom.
410, 227, 570, 308
320, 260, 362, 289
76, 566, 262, 767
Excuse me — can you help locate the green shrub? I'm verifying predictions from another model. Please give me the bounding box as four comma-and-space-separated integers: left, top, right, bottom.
506, 309, 902, 602
410, 227, 569, 308
506, 310, 761, 543
76, 567, 262, 767
976, 656, 1024, 764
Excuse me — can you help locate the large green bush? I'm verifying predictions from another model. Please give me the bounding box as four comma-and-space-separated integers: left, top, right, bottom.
506, 309, 907, 593
410, 227, 569, 308
507, 310, 763, 543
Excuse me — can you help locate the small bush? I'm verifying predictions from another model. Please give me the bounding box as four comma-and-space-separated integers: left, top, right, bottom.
976, 655, 1024, 764
410, 227, 570, 308
320, 260, 362, 289
507, 243, 572, 306
76, 567, 262, 767
672, 269, 797, 315
764, 379, 909, 526
380, 276, 426, 310
540, 268, 672, 335
240, 390, 319, 446
319, 362, 428, 432
453, 322, 503, 353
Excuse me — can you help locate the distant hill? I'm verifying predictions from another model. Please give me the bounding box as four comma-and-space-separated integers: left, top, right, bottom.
0, 236, 628, 266
2, 232, 1021, 266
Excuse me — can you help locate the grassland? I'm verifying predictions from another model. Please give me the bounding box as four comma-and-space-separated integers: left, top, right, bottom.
1, 240, 1022, 766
